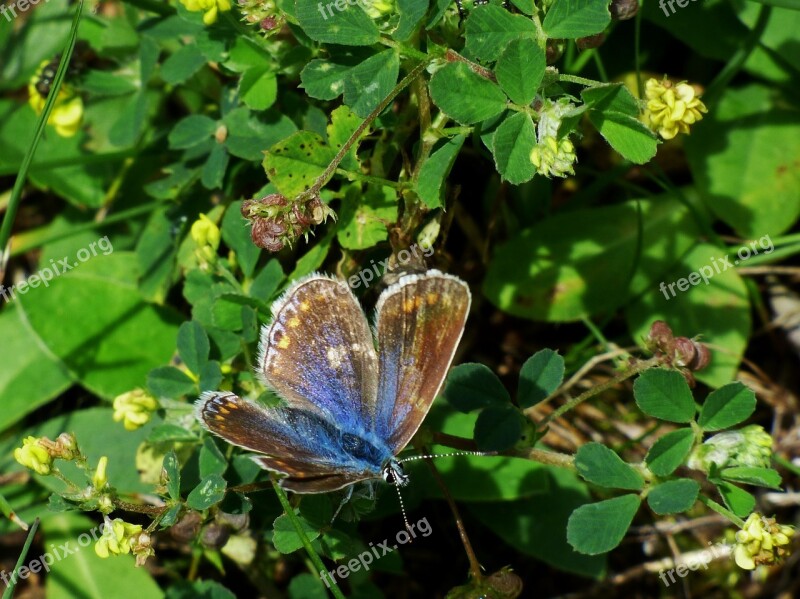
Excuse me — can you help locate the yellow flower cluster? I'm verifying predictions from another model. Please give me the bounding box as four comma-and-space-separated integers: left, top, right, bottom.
190, 213, 222, 267
95, 518, 143, 558
180, 0, 232, 25
27, 62, 84, 138
113, 389, 159, 431
734, 513, 794, 570
14, 436, 53, 475
642, 78, 707, 140
530, 135, 576, 178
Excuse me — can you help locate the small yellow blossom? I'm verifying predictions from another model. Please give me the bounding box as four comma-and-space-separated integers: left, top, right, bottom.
530, 135, 576, 178
180, 0, 232, 25
27, 62, 84, 138
190, 213, 221, 266
642, 77, 707, 140
113, 390, 159, 431
733, 513, 795, 570
93, 456, 109, 489
363, 0, 395, 19
95, 518, 143, 558
14, 436, 53, 475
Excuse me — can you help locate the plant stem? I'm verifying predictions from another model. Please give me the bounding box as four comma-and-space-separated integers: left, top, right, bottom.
299, 61, 429, 203
271, 479, 346, 599
538, 356, 661, 429
557, 73, 603, 87
2, 518, 39, 599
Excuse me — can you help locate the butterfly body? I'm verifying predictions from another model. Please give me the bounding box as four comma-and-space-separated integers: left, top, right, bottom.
196, 269, 470, 493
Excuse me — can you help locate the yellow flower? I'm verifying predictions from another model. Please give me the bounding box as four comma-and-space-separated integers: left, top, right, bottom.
27, 62, 84, 138
530, 135, 576, 178
642, 77, 707, 140
93, 456, 109, 489
179, 0, 232, 25
14, 436, 53, 475
191, 213, 221, 266
95, 518, 143, 558
733, 513, 795, 570
113, 390, 159, 431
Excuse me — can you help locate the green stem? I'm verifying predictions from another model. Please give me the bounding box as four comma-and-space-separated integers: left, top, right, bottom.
271, 480, 346, 599
698, 494, 746, 528
2, 518, 39, 599
334, 168, 409, 189
0, 0, 85, 267
299, 61, 429, 203
0, 492, 28, 531
537, 356, 661, 428
557, 74, 603, 87
380, 37, 428, 62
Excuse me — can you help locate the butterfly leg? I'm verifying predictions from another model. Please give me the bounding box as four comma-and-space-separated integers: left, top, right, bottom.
330, 484, 355, 525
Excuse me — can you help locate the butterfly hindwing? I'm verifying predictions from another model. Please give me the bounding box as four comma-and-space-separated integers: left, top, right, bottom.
374, 270, 471, 454
196, 392, 380, 492
258, 275, 380, 430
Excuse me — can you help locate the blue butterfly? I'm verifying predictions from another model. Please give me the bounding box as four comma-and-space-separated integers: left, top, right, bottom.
195, 269, 471, 494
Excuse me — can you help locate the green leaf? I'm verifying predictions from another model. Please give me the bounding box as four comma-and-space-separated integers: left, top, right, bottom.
469, 468, 606, 579
200, 437, 228, 478
221, 200, 261, 279
567, 494, 641, 555
161, 44, 206, 85
147, 366, 197, 398
542, 0, 610, 38
518, 349, 564, 408
262, 130, 335, 198
166, 580, 236, 598
0, 304, 71, 432
169, 115, 216, 149
429, 62, 507, 125
494, 37, 545, 105
239, 67, 278, 111
633, 369, 696, 423
416, 134, 465, 209
580, 84, 640, 116
587, 111, 659, 164
343, 49, 400, 118
223, 107, 297, 161
336, 184, 396, 249
16, 253, 180, 399
645, 428, 695, 476
492, 112, 537, 184
626, 242, 751, 388
187, 474, 227, 510
42, 513, 162, 599
474, 405, 524, 451
442, 363, 511, 412
698, 382, 756, 431
177, 321, 210, 376
575, 443, 645, 490
464, 5, 537, 62
80, 70, 138, 96
295, 0, 381, 45
148, 424, 198, 443
163, 450, 181, 500
720, 467, 782, 489
647, 479, 700, 515
484, 195, 702, 322
199, 360, 223, 392
394, 0, 429, 41
713, 481, 756, 518
288, 573, 329, 599
272, 513, 320, 554
201, 144, 229, 189
685, 84, 800, 238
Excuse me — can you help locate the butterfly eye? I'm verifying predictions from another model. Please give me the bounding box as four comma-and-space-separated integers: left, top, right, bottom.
382, 461, 409, 487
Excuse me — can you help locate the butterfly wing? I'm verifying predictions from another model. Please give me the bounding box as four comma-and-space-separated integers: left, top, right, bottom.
374, 270, 471, 454
196, 392, 378, 492
257, 274, 380, 430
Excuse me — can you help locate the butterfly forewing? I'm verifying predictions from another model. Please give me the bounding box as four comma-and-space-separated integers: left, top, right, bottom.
374, 271, 471, 454
258, 275, 380, 430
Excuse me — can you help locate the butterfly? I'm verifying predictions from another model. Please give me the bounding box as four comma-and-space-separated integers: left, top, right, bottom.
195, 269, 471, 494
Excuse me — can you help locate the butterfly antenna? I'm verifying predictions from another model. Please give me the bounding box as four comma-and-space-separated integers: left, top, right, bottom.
394, 484, 413, 539
398, 450, 497, 464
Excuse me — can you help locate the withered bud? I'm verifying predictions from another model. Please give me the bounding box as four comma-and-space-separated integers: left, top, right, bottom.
241, 194, 289, 220
261, 17, 278, 30
546, 39, 565, 65
646, 320, 674, 353
485, 567, 523, 599
216, 511, 249, 532
610, 0, 639, 20
201, 523, 231, 550
675, 337, 711, 372
170, 511, 202, 543
250, 218, 287, 252
576, 33, 606, 50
